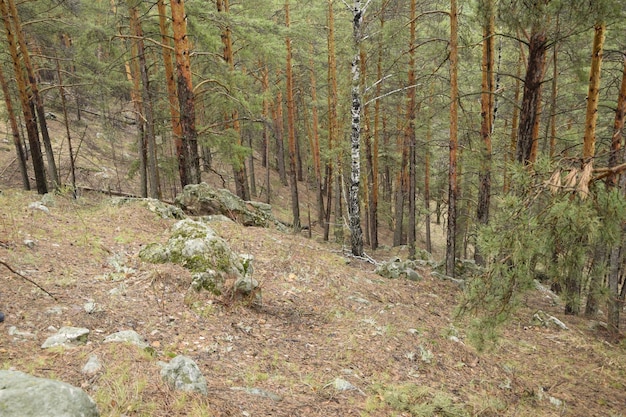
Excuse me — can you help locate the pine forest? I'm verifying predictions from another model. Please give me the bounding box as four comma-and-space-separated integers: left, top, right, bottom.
1, 1, 626, 414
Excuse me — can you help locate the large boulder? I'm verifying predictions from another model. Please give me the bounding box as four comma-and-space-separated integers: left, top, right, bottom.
0, 370, 99, 417
139, 218, 257, 296
175, 183, 274, 227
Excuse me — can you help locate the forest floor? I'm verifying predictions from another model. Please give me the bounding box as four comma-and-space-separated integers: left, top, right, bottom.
0, 188, 625, 417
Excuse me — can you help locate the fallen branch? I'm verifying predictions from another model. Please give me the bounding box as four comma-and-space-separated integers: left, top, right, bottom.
0, 260, 57, 301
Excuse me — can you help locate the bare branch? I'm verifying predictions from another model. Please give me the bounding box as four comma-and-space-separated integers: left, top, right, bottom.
0, 260, 57, 300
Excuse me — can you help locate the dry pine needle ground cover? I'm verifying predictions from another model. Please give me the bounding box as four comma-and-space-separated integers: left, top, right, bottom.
0, 188, 625, 417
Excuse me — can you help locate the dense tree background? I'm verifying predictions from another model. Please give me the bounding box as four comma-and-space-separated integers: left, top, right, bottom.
1, 0, 626, 339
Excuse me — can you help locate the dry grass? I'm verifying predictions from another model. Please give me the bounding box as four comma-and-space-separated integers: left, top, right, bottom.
0, 189, 625, 417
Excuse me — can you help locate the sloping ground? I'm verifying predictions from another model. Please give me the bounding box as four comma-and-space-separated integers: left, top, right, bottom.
0, 189, 625, 416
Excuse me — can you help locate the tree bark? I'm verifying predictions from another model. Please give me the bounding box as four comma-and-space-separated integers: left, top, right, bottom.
446, 0, 459, 277
157, 0, 185, 193
582, 22, 605, 162
308, 45, 325, 226
217, 0, 249, 200
348, 0, 365, 257
516, 29, 547, 165
0, 0, 47, 194
285, 1, 300, 230
129, 1, 160, 199
273, 87, 288, 186
171, 0, 200, 185
324, 0, 338, 242
7, 0, 58, 188
406, 0, 417, 260
475, 0, 495, 265
0, 61, 29, 190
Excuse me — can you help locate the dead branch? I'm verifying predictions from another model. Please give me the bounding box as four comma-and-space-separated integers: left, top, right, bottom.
0, 260, 57, 300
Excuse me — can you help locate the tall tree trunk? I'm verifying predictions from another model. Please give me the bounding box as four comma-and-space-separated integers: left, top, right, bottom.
446, 0, 459, 277
394, 103, 408, 246
171, 0, 200, 185
158, 0, 185, 193
308, 46, 325, 226
273, 87, 288, 186
0, 62, 29, 190
324, 0, 338, 242
260, 63, 272, 203
406, 0, 417, 260
55, 58, 76, 196
217, 0, 249, 200
285, 1, 300, 230
424, 91, 433, 253
475, 0, 495, 265
606, 49, 626, 336
368, 10, 384, 250
582, 22, 605, 163
0, 0, 47, 194
516, 28, 547, 165
504, 49, 523, 192
7, 0, 58, 188
129, 1, 160, 199
348, 0, 365, 257
549, 41, 559, 159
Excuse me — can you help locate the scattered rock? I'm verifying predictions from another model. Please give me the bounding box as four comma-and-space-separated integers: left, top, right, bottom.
84, 301, 98, 314
23, 239, 35, 249
327, 377, 363, 394
82, 355, 102, 375
0, 370, 100, 417
231, 387, 282, 402
159, 355, 208, 395
375, 257, 424, 281
532, 310, 569, 330
8, 326, 36, 340
28, 201, 50, 214
41, 326, 89, 348
104, 330, 148, 349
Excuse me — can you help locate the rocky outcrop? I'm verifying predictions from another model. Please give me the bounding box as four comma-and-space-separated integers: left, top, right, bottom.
175, 183, 277, 228
139, 218, 258, 297
0, 370, 99, 417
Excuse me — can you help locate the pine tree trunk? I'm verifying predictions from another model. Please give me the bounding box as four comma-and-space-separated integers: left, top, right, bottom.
55, 58, 76, 195
158, 0, 186, 191
285, 1, 300, 230
273, 88, 288, 186
504, 49, 523, 192
475, 0, 495, 265
324, 0, 338, 242
446, 0, 459, 277
308, 47, 325, 226
7, 0, 58, 188
171, 0, 200, 185
0, 0, 47, 194
130, 1, 160, 199
516, 29, 547, 165
0, 62, 29, 190
582, 22, 605, 162
406, 0, 417, 260
549, 42, 558, 159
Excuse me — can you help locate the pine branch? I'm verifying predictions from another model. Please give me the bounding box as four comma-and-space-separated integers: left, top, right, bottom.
0, 260, 57, 301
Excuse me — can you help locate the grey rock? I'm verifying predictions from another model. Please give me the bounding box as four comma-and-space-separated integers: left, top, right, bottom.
23, 239, 35, 249
28, 201, 50, 214
0, 370, 99, 417
103, 330, 148, 349
82, 355, 102, 375
175, 183, 277, 228
231, 386, 282, 402
8, 326, 36, 339
139, 218, 248, 296
41, 326, 89, 348
159, 355, 208, 395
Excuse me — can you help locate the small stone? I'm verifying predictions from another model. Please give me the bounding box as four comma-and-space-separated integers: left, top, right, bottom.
81, 355, 102, 375
23, 240, 35, 249
104, 330, 148, 349
160, 355, 208, 395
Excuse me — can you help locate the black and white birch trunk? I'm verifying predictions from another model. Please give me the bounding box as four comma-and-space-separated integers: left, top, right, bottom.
348, 0, 365, 256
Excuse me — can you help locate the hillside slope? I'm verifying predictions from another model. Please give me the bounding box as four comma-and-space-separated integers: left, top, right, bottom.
0, 189, 624, 416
